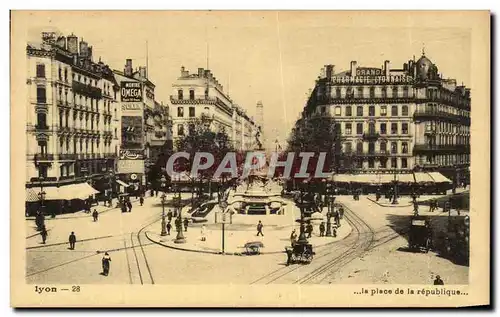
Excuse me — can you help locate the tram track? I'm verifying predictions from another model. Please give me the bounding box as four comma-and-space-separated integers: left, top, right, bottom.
251, 204, 381, 284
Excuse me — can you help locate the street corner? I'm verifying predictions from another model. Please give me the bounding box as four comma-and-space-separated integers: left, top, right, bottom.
144, 216, 353, 256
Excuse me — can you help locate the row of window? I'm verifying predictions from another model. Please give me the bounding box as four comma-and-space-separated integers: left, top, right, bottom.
340, 157, 409, 169
36, 112, 114, 132
422, 154, 470, 166
422, 103, 470, 118
321, 104, 410, 117
344, 141, 410, 154
177, 88, 209, 100
58, 137, 113, 154
326, 86, 411, 99
177, 106, 197, 118
342, 122, 409, 135
424, 135, 470, 147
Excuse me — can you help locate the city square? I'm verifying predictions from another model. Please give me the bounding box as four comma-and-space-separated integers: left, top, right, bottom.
22, 13, 472, 287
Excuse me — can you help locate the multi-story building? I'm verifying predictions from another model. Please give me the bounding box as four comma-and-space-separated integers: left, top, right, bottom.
170, 67, 259, 151
26, 32, 119, 213
113, 59, 172, 190
303, 52, 470, 185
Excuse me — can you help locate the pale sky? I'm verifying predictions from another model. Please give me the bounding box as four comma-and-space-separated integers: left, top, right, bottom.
24, 11, 472, 149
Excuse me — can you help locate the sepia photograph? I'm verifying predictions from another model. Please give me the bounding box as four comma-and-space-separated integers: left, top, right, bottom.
10, 10, 490, 307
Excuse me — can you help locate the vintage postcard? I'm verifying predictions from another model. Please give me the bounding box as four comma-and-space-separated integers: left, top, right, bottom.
10, 10, 490, 307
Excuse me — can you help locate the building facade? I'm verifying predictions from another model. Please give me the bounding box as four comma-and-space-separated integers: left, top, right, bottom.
304, 52, 470, 185
26, 32, 119, 200
170, 67, 260, 151
113, 59, 172, 189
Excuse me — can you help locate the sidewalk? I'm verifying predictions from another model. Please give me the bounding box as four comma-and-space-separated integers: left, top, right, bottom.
145, 215, 352, 255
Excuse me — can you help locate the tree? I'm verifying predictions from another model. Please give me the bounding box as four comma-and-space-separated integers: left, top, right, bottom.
286, 115, 340, 179
175, 114, 235, 199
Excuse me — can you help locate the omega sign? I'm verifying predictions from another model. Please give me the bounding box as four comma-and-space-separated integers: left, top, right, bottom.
121, 81, 143, 102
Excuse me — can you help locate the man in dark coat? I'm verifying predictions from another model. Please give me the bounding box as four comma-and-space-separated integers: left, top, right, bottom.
433, 275, 444, 285
306, 223, 313, 238
285, 247, 293, 266
256, 220, 264, 236
40, 226, 48, 244
68, 232, 76, 250
92, 209, 99, 222
127, 200, 132, 212
183, 218, 189, 232
166, 221, 172, 235
319, 222, 325, 237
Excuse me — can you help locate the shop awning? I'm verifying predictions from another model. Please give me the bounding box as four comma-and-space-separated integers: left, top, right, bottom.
57, 183, 100, 200
414, 172, 434, 183
25, 187, 61, 202
428, 172, 452, 183
397, 174, 415, 183
116, 180, 130, 187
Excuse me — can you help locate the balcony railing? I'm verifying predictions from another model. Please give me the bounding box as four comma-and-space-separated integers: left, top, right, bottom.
414, 110, 471, 125
362, 131, 380, 140
72, 81, 102, 98
34, 153, 55, 161
413, 144, 471, 154
58, 153, 77, 160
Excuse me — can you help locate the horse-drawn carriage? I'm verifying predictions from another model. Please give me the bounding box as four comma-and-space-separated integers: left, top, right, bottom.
408, 215, 432, 253
285, 242, 315, 264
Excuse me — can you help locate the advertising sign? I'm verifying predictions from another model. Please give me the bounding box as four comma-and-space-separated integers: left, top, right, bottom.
117, 159, 145, 174
119, 149, 144, 160
121, 116, 143, 149
356, 68, 383, 77
121, 102, 142, 115
121, 81, 143, 102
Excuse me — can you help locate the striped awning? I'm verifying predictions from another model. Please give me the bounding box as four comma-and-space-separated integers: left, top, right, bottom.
25, 187, 61, 202
428, 172, 452, 183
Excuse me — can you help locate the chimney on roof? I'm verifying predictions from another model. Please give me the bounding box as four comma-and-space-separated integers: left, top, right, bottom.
325, 64, 334, 80
67, 34, 78, 55
79, 40, 89, 58
198, 68, 205, 77
124, 59, 133, 77
384, 60, 391, 77
181, 66, 189, 77
350, 61, 357, 76
56, 36, 66, 50
139, 66, 147, 78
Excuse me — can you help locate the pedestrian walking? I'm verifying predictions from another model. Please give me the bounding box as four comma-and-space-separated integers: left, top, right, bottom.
167, 210, 173, 222
166, 221, 172, 235
40, 226, 48, 244
139, 195, 144, 206
306, 223, 313, 238
92, 209, 99, 222
290, 229, 297, 246
319, 222, 325, 237
68, 231, 76, 250
183, 218, 189, 232
256, 220, 264, 236
127, 200, 132, 212
102, 252, 111, 276
433, 275, 444, 285
285, 247, 293, 266
339, 206, 344, 219
201, 224, 206, 241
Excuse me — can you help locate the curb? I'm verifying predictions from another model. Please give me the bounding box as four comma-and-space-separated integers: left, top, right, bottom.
26, 234, 114, 250
25, 197, 143, 221
366, 197, 412, 208
144, 219, 353, 256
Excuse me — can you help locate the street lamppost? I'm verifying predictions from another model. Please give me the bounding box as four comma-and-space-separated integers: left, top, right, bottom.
160, 176, 167, 236
325, 183, 333, 237
295, 180, 310, 245
36, 177, 46, 231
174, 185, 186, 244
160, 193, 167, 236
391, 172, 399, 205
